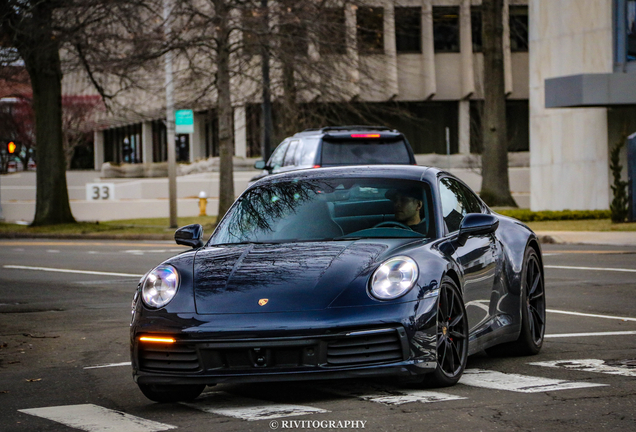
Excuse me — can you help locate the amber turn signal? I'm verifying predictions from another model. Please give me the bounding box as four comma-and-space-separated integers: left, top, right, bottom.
139, 336, 176, 343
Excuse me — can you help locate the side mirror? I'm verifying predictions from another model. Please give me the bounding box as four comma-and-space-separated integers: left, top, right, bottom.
254, 160, 267, 170
457, 214, 499, 246
175, 224, 204, 249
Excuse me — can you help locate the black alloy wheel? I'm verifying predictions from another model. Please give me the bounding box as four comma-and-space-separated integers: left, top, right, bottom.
518, 248, 546, 354
427, 276, 469, 387
487, 247, 546, 356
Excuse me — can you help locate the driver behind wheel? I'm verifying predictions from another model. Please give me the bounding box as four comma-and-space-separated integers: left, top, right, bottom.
386, 188, 428, 235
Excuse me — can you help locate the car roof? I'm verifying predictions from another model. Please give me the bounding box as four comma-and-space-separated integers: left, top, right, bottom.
251, 165, 447, 186
291, 125, 401, 138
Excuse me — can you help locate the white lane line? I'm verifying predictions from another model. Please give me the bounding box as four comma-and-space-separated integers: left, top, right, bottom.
18, 404, 176, 432
459, 369, 607, 393
547, 309, 636, 322
3, 265, 144, 278
545, 265, 636, 273
545, 331, 636, 338
84, 362, 131, 369
530, 359, 636, 377
181, 391, 328, 421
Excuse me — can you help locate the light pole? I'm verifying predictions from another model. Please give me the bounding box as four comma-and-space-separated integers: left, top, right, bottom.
163, 0, 178, 228
261, 0, 273, 161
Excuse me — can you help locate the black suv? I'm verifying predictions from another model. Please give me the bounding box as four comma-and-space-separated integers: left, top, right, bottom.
251, 126, 416, 183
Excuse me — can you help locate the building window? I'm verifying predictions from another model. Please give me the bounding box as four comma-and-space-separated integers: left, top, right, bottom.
176, 134, 189, 162
319, 8, 347, 54
357, 7, 384, 54
469, 100, 529, 153
509, 5, 528, 52
104, 123, 142, 164
471, 6, 482, 52
204, 110, 219, 158
433, 7, 460, 53
151, 120, 167, 162
628, 0, 636, 61
395, 7, 421, 53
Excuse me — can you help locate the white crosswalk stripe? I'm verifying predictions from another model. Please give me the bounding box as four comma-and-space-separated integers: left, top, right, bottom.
18, 404, 176, 432
314, 382, 465, 405
530, 359, 636, 377
19, 362, 619, 428
459, 369, 608, 393
181, 391, 329, 421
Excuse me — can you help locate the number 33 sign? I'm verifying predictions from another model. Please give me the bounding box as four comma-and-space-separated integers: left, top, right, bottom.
86, 183, 115, 201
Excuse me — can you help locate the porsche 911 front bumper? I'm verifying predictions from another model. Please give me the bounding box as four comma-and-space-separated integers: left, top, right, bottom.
131, 298, 439, 386
132, 326, 437, 386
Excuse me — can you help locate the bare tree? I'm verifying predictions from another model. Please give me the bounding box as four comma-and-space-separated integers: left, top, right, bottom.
1, 0, 165, 225
480, 0, 516, 207
1, 1, 75, 224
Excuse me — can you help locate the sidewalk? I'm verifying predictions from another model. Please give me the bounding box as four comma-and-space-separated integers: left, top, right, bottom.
535, 231, 636, 247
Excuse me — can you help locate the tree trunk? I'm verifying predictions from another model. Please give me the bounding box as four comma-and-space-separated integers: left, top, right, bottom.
215, 0, 235, 221
480, 0, 516, 207
20, 4, 75, 225
281, 61, 299, 138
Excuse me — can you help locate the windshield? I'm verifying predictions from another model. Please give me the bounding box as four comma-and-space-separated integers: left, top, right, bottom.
209, 177, 435, 245
320, 139, 411, 165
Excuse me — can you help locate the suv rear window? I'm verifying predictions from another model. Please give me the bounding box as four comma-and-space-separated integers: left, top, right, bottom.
320, 139, 411, 166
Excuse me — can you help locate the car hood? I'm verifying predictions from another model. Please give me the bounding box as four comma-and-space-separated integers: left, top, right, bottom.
192, 240, 410, 314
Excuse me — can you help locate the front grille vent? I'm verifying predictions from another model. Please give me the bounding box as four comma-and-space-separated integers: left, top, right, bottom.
139, 344, 200, 372
326, 329, 404, 366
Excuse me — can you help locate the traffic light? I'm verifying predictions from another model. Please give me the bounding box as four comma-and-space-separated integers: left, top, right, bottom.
7, 141, 17, 154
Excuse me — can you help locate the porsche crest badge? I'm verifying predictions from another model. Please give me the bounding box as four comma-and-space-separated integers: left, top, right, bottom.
258, 299, 269, 306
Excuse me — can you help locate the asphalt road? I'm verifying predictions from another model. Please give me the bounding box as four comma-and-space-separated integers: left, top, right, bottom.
1, 240, 635, 432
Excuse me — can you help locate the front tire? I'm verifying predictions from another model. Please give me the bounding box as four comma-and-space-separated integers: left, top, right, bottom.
426, 276, 469, 387
138, 383, 205, 403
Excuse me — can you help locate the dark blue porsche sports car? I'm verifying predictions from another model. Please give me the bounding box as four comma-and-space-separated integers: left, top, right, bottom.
130, 165, 546, 402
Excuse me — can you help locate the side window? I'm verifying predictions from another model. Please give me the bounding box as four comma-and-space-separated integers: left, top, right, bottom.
299, 138, 320, 165
439, 177, 467, 233
458, 183, 483, 214
268, 141, 289, 170
283, 140, 300, 167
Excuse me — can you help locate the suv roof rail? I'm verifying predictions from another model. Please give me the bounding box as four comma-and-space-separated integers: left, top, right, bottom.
301, 125, 395, 133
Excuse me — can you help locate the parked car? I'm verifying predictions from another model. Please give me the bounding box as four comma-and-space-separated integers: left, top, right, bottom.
250, 126, 416, 183
131, 165, 546, 402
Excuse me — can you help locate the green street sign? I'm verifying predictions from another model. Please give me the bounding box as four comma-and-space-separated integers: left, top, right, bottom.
175, 109, 194, 134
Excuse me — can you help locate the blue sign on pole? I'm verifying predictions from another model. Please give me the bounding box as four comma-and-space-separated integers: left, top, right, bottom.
628, 132, 636, 222
175, 110, 194, 134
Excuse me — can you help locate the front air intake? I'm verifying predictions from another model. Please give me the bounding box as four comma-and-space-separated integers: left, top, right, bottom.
138, 344, 200, 372
326, 328, 405, 366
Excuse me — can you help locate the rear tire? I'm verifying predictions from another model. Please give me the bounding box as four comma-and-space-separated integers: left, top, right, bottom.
138, 383, 205, 403
425, 276, 469, 387
486, 247, 545, 357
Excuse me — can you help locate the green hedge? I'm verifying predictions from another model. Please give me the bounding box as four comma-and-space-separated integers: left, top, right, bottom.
496, 209, 611, 222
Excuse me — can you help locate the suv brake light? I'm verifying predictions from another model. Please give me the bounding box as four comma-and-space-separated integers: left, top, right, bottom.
350, 134, 380, 138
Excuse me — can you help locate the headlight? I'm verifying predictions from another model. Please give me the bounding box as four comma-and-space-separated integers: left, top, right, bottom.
141, 264, 180, 308
370, 256, 418, 300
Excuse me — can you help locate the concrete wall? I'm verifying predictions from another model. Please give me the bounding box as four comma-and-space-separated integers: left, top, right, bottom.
529, 0, 613, 210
